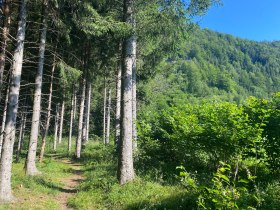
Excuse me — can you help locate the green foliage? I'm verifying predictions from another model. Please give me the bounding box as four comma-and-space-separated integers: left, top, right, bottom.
198, 162, 248, 210
58, 61, 82, 86
72, 2, 129, 37
137, 93, 280, 209
138, 101, 265, 179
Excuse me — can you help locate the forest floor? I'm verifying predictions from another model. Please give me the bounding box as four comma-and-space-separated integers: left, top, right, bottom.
0, 152, 85, 210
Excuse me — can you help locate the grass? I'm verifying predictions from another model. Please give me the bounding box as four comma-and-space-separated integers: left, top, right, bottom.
68, 142, 196, 210
0, 139, 73, 210
1, 137, 279, 209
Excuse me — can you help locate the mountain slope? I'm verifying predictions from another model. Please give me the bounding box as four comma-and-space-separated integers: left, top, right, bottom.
139, 28, 280, 108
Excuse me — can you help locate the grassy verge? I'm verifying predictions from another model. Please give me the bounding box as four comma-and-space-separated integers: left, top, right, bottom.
0, 153, 72, 209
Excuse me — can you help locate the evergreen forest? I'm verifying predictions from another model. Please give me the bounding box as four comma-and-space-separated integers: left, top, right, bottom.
0, 0, 279, 209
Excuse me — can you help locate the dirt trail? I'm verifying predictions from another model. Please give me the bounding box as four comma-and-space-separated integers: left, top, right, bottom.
56, 159, 84, 210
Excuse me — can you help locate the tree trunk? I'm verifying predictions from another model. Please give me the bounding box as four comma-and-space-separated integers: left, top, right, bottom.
53, 104, 60, 151
58, 99, 65, 144
68, 86, 75, 155
82, 90, 87, 144
85, 83, 91, 142
118, 0, 135, 185
106, 89, 111, 144
75, 76, 86, 159
0, 0, 11, 101
132, 35, 137, 150
0, 0, 27, 202
0, 84, 9, 157
26, 0, 48, 176
16, 111, 26, 162
73, 88, 77, 121
103, 84, 107, 144
39, 53, 55, 162
115, 61, 122, 146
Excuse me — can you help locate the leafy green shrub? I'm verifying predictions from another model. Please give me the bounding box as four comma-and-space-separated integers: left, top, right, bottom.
137, 101, 264, 179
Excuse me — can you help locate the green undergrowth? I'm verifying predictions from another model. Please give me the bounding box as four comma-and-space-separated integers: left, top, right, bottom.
0, 153, 72, 210
69, 141, 280, 210
68, 142, 196, 209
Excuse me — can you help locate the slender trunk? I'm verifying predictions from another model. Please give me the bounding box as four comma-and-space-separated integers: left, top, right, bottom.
53, 104, 60, 151
16, 111, 26, 162
39, 54, 55, 162
82, 87, 87, 144
0, 0, 11, 101
73, 88, 77, 120
68, 86, 75, 155
85, 83, 91, 142
0, 84, 9, 157
0, 0, 27, 202
132, 35, 137, 149
26, 0, 48, 176
115, 60, 122, 145
106, 89, 111, 144
103, 84, 107, 144
75, 76, 86, 159
58, 99, 65, 144
118, 0, 135, 185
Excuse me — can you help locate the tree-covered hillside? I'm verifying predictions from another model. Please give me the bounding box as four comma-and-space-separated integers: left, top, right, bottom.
140, 28, 280, 108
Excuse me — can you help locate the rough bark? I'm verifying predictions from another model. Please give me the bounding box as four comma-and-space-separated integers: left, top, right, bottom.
0, 0, 27, 202
103, 84, 107, 144
68, 86, 75, 155
115, 61, 122, 145
53, 104, 60, 151
26, 0, 48, 176
106, 89, 111, 144
85, 83, 91, 142
118, 0, 135, 185
0, 0, 11, 101
58, 99, 65, 144
75, 76, 86, 159
39, 54, 55, 162
0, 84, 9, 157
16, 111, 26, 162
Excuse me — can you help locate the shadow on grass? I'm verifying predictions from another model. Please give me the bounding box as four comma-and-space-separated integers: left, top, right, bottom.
33, 176, 78, 194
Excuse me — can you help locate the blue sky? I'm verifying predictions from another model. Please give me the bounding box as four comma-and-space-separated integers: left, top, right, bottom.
195, 0, 280, 41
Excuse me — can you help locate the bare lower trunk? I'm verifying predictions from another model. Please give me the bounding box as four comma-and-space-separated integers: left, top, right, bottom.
26, 0, 48, 176
0, 0, 11, 101
16, 111, 26, 162
115, 62, 122, 145
73, 89, 77, 120
39, 54, 55, 162
58, 99, 65, 144
82, 90, 87, 143
118, 0, 135, 185
106, 89, 111, 144
53, 104, 60, 151
75, 76, 86, 159
68, 86, 75, 155
132, 35, 137, 150
0, 85, 9, 157
103, 84, 107, 144
0, 0, 27, 202
85, 83, 91, 142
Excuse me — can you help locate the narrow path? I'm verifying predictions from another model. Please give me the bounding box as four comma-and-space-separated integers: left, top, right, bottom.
55, 159, 84, 210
